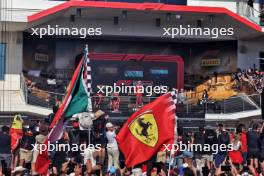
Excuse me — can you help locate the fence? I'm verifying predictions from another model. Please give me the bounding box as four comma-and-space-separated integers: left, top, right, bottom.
21, 74, 262, 116
205, 93, 261, 114
237, 2, 261, 25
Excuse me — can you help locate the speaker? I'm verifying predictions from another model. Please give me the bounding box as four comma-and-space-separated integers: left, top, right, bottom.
114, 16, 119, 25
70, 15, 75, 23
156, 18, 161, 27
197, 19, 202, 27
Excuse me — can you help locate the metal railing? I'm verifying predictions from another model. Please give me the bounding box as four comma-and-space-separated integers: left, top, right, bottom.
27, 88, 64, 109
23, 89, 262, 116
205, 93, 261, 114
20, 74, 262, 116
189, 0, 262, 25
237, 2, 261, 25
182, 127, 237, 133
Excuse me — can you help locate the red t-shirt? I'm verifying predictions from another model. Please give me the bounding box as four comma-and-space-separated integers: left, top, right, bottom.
136, 84, 143, 96
240, 132, 248, 152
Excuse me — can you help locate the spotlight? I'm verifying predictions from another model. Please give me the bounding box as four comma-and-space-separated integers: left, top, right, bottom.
175, 14, 182, 20
197, 19, 202, 27
76, 8, 82, 18
114, 16, 119, 25
166, 13, 171, 22
122, 10, 127, 19
70, 15, 75, 23
209, 15, 214, 24
156, 18, 161, 27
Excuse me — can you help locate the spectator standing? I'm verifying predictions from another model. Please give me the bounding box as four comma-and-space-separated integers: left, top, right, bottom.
106, 122, 119, 171
19, 125, 36, 168
111, 93, 120, 113
260, 122, 264, 175
31, 122, 49, 175
69, 119, 81, 159
247, 123, 260, 175
0, 126, 11, 176
10, 115, 24, 171
135, 81, 143, 108
201, 89, 209, 104
193, 126, 206, 176
201, 89, 209, 113
92, 110, 107, 165
204, 127, 217, 174
214, 125, 230, 176
229, 134, 243, 175
52, 131, 70, 175
237, 124, 248, 165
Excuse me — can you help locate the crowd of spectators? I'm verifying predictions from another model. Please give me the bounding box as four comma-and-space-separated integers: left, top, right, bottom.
1, 110, 264, 176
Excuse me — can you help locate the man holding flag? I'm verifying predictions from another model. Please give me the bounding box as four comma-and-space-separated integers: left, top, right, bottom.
116, 89, 178, 168
35, 45, 93, 175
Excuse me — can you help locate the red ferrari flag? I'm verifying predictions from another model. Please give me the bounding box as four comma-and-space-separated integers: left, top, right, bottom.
116, 90, 177, 167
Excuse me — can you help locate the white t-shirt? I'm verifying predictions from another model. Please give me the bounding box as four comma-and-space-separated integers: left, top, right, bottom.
106, 131, 118, 150
83, 148, 96, 167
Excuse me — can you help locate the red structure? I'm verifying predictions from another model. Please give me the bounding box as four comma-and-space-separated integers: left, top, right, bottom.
89, 53, 184, 89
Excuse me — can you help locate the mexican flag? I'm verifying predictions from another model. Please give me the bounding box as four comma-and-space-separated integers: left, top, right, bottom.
49, 46, 92, 142
35, 46, 92, 174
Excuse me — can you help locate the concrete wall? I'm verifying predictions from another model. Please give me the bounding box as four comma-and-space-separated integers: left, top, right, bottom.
0, 32, 23, 90
188, 0, 260, 14
187, 0, 238, 13
34, 17, 237, 40
0, 0, 63, 22
237, 38, 264, 70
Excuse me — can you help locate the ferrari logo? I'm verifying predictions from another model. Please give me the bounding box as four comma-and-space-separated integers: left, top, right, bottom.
129, 111, 158, 147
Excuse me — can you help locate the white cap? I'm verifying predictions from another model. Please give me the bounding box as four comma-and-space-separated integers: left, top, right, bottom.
106, 122, 114, 128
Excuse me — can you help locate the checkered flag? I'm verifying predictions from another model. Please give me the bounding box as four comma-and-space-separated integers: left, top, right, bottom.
82, 45, 93, 112
170, 88, 178, 142
170, 88, 178, 107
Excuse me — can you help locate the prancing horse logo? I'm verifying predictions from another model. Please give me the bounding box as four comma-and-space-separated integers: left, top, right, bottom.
129, 111, 158, 147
